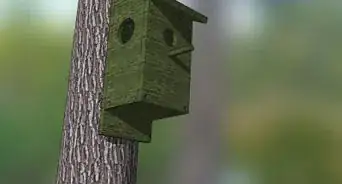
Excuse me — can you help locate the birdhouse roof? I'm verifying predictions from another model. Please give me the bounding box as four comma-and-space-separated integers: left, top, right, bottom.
151, 0, 208, 23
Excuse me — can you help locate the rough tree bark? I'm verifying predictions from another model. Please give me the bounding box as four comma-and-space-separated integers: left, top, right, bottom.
55, 0, 139, 184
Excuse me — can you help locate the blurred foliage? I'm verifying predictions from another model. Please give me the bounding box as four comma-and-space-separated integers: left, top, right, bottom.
0, 17, 72, 184
226, 1, 342, 183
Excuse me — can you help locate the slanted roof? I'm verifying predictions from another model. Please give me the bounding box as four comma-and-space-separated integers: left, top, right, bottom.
151, 0, 208, 23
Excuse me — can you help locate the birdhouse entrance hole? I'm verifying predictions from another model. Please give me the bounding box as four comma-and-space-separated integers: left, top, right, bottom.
118, 18, 135, 44
163, 28, 176, 46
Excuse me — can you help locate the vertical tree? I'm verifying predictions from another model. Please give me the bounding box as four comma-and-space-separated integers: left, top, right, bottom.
55, 0, 139, 184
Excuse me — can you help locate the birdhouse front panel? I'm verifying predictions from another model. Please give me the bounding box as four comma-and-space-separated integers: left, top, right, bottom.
100, 0, 154, 142
103, 0, 150, 109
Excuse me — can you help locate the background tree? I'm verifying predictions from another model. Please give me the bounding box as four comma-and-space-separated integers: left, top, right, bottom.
168, 1, 224, 184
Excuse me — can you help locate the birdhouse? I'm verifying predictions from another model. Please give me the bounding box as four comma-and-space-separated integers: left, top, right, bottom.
99, 0, 207, 142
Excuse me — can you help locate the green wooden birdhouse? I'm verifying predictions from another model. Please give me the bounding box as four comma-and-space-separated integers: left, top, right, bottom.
99, 0, 207, 143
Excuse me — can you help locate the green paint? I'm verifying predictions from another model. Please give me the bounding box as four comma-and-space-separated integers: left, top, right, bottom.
99, 0, 207, 143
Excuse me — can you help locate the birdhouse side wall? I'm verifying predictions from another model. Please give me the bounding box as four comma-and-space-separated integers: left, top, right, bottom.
143, 40, 191, 112
152, 0, 193, 43
140, 3, 191, 114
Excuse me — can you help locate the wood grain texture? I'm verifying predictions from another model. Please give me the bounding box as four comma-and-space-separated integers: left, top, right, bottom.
99, 0, 196, 142
55, 0, 139, 184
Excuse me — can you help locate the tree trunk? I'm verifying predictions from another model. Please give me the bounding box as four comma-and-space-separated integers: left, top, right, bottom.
55, 0, 139, 184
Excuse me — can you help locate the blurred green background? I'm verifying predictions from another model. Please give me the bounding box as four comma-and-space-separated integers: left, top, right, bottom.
1, 0, 342, 184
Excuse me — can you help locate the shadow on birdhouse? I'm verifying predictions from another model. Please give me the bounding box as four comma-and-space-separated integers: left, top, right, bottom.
100, 0, 207, 143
